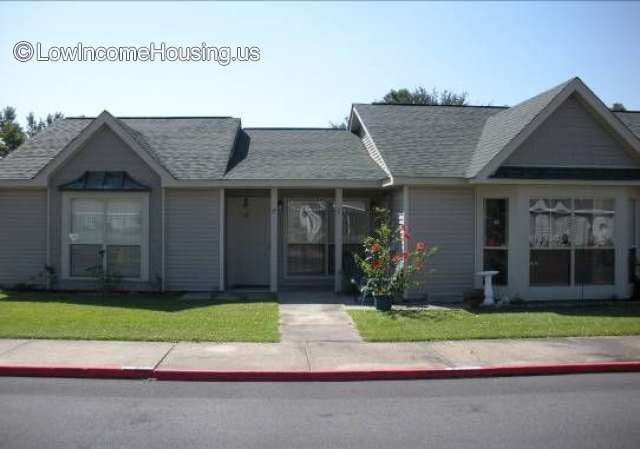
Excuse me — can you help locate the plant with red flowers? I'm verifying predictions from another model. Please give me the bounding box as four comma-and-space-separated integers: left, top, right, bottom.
352, 208, 437, 309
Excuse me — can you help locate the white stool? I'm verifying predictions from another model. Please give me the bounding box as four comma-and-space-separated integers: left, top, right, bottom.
477, 271, 499, 306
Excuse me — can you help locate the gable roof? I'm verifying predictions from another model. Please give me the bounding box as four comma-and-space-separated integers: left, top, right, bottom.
466, 78, 574, 178
353, 77, 640, 182
0, 113, 240, 181
352, 103, 501, 178
225, 128, 386, 180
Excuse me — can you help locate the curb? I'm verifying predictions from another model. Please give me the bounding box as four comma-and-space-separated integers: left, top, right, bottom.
0, 361, 639, 381
0, 365, 152, 379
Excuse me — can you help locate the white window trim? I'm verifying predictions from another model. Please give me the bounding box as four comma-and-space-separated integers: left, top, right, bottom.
61, 191, 150, 282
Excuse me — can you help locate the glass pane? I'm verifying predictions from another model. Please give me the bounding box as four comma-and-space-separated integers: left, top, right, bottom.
70, 244, 102, 277
71, 199, 104, 244
483, 249, 508, 285
287, 244, 325, 275
574, 199, 615, 247
343, 200, 369, 244
529, 199, 550, 248
550, 199, 571, 247
485, 199, 507, 247
107, 245, 141, 278
575, 249, 614, 285
530, 250, 571, 286
106, 200, 143, 245
287, 200, 328, 244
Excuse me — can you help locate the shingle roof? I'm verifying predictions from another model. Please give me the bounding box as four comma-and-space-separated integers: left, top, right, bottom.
0, 116, 240, 180
225, 129, 386, 180
0, 119, 90, 179
615, 111, 640, 138
353, 103, 503, 178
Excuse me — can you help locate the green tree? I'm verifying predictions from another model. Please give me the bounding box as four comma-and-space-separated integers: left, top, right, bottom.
0, 107, 26, 157
611, 102, 627, 112
380, 87, 468, 106
26, 111, 64, 138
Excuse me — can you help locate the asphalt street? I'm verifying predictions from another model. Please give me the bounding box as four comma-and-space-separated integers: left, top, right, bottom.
0, 373, 638, 449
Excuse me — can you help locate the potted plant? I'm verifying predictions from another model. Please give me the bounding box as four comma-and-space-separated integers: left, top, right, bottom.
352, 209, 437, 311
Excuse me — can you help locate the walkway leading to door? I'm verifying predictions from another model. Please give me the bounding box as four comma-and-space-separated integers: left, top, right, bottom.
278, 291, 362, 343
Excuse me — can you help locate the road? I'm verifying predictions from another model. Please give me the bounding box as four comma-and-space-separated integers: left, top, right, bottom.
0, 374, 638, 449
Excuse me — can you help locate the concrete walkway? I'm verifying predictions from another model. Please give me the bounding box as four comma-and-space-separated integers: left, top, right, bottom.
0, 336, 638, 373
278, 290, 361, 343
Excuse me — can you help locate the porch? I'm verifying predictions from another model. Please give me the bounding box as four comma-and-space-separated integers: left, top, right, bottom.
222, 188, 390, 293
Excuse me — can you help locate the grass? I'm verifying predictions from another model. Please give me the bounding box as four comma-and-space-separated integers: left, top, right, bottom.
0, 291, 279, 342
348, 304, 640, 342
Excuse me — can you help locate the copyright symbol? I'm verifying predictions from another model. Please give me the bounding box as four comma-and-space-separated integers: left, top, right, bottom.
13, 41, 34, 62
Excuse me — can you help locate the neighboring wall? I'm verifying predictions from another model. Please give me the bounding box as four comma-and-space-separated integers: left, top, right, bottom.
0, 190, 47, 287
504, 95, 640, 167
165, 189, 221, 291
49, 125, 162, 290
409, 187, 475, 301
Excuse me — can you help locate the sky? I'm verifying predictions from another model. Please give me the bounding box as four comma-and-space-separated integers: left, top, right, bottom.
1, 1, 639, 127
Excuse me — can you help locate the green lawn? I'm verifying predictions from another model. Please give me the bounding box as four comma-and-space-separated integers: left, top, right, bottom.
0, 291, 279, 342
348, 305, 640, 342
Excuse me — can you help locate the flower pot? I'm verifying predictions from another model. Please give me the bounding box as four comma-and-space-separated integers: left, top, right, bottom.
374, 295, 393, 311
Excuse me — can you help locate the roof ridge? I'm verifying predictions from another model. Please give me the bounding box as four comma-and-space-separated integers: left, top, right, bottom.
243, 127, 346, 131
355, 103, 507, 109
65, 116, 236, 120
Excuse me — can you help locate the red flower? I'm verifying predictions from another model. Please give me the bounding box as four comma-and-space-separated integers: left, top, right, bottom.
391, 255, 400, 264
371, 259, 381, 269
370, 243, 381, 253
402, 251, 408, 260
400, 225, 410, 240
416, 241, 426, 251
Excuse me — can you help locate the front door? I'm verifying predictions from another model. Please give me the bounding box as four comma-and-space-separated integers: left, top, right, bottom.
226, 196, 270, 288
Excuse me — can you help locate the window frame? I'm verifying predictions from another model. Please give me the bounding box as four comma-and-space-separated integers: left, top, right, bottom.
528, 197, 616, 287
61, 191, 150, 282
483, 198, 509, 286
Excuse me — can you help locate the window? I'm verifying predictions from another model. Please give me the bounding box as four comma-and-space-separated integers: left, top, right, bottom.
66, 196, 145, 279
286, 200, 332, 275
483, 199, 508, 285
529, 198, 615, 286
629, 200, 637, 283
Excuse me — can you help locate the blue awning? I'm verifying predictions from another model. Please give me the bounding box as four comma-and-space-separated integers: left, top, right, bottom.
58, 171, 150, 191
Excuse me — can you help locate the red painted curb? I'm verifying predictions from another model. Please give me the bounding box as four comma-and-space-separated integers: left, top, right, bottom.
153, 360, 640, 382
0, 365, 152, 379
0, 361, 639, 382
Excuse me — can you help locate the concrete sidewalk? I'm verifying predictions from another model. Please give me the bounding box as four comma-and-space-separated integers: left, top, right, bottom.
0, 336, 639, 375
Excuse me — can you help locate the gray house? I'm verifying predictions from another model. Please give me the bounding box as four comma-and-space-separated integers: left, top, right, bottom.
2, 77, 640, 301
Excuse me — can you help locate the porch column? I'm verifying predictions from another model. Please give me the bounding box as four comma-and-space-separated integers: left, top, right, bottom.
270, 188, 278, 293
334, 188, 343, 293
219, 188, 225, 292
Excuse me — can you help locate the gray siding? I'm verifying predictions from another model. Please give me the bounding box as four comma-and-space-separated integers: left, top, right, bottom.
0, 190, 47, 287
409, 187, 475, 301
49, 125, 162, 290
165, 189, 220, 291
504, 95, 640, 168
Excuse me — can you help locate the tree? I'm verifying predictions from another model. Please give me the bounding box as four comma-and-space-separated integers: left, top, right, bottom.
26, 111, 64, 138
0, 107, 26, 157
380, 87, 468, 106
329, 115, 349, 130
611, 102, 627, 112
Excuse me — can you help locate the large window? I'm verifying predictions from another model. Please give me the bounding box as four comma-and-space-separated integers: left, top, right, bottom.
483, 199, 508, 285
286, 198, 372, 277
67, 197, 145, 279
529, 198, 615, 286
